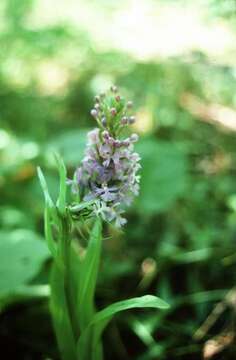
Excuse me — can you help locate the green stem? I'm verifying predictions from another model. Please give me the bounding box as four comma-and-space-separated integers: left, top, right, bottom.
61, 216, 79, 343
50, 263, 77, 360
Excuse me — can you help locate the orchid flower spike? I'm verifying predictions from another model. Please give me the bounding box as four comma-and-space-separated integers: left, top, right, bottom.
70, 86, 141, 227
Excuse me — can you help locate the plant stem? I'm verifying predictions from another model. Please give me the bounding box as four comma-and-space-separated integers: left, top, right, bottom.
61, 216, 79, 343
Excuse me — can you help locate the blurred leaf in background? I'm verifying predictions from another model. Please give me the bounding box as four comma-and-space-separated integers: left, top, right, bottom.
136, 138, 188, 214
0, 229, 49, 296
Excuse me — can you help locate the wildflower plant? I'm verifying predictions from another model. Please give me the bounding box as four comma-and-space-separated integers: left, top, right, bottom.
38, 86, 169, 360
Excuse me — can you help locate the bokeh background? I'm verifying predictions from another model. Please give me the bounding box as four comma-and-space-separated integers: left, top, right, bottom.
1, 0, 236, 359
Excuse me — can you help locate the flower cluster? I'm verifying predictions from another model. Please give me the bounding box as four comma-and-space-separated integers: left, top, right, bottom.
71, 86, 141, 227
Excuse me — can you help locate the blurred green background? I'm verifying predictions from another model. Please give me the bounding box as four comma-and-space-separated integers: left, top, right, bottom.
1, 0, 236, 359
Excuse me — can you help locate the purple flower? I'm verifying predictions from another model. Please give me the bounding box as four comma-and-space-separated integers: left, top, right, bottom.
70, 88, 141, 227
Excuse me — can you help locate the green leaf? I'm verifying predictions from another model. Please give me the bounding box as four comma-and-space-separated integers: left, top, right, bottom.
77, 218, 102, 331
136, 139, 188, 214
44, 205, 58, 258
171, 248, 214, 264
77, 295, 169, 359
0, 206, 34, 230
37, 166, 54, 208
37, 166, 58, 257
50, 264, 77, 360
92, 295, 169, 328
54, 153, 67, 215
67, 244, 82, 314
0, 229, 50, 297
48, 129, 89, 166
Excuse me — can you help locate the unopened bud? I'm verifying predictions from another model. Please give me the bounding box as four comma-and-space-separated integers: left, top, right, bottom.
127, 101, 133, 109
91, 109, 98, 118
115, 95, 121, 102
130, 133, 139, 142
111, 85, 118, 93
129, 116, 136, 124
101, 117, 107, 127
121, 116, 128, 125
94, 103, 100, 110
94, 95, 100, 103
110, 107, 117, 116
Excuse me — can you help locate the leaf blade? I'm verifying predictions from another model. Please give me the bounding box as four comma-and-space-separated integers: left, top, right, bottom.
77, 217, 102, 331
77, 295, 169, 359
50, 264, 77, 360
54, 153, 67, 215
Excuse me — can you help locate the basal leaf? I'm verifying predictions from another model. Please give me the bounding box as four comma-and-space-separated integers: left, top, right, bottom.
77, 295, 169, 359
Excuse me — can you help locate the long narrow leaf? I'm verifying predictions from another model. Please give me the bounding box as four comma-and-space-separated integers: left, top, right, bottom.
44, 206, 58, 257
63, 244, 83, 337
37, 166, 54, 207
50, 264, 77, 360
77, 218, 102, 331
77, 295, 169, 359
37, 167, 58, 257
55, 153, 67, 215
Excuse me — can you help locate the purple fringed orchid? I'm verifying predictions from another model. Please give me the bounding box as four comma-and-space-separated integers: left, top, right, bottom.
38, 87, 169, 360
70, 86, 141, 226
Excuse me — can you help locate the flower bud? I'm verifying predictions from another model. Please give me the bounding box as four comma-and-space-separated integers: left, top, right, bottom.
101, 117, 107, 127
111, 85, 118, 93
94, 95, 100, 103
121, 116, 128, 125
129, 116, 136, 124
110, 107, 117, 116
127, 101, 133, 109
130, 133, 139, 143
94, 103, 100, 110
115, 95, 121, 102
91, 109, 98, 118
